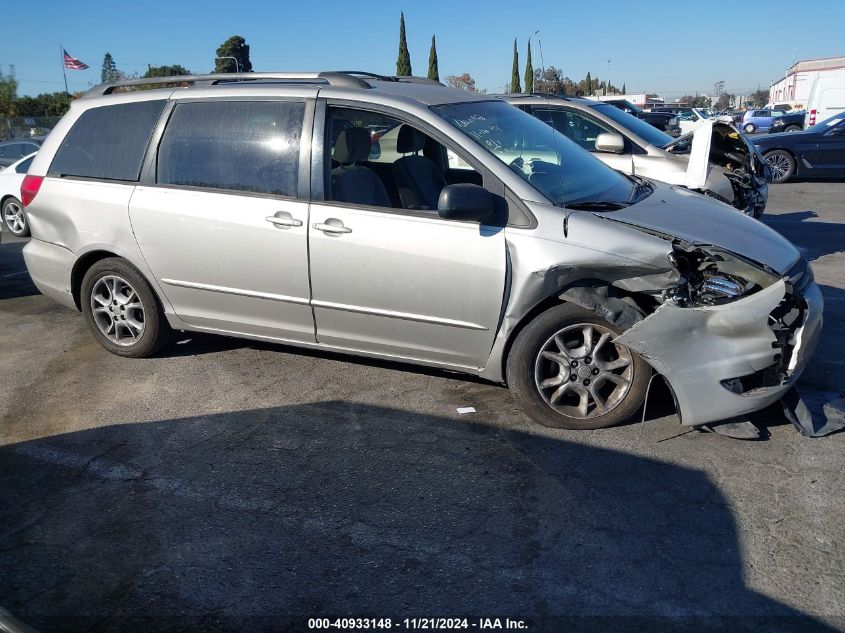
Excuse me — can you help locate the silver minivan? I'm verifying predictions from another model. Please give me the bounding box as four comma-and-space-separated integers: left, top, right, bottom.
21, 72, 822, 431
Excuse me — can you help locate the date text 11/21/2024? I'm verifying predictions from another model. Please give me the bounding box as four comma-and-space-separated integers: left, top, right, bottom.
307, 617, 529, 630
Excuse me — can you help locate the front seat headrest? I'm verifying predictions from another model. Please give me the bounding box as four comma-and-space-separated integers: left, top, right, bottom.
333, 127, 371, 164
396, 125, 426, 154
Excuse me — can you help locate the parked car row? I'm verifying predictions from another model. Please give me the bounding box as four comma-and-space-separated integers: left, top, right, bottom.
14, 71, 822, 436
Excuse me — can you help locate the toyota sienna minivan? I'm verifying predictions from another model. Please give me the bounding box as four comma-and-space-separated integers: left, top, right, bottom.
21, 71, 823, 431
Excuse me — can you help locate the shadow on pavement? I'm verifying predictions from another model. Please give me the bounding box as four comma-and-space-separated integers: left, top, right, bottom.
763, 211, 845, 261
0, 241, 38, 300
0, 402, 837, 632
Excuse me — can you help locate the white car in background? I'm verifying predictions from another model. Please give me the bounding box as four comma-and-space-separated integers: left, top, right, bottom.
0, 152, 36, 238
649, 107, 732, 135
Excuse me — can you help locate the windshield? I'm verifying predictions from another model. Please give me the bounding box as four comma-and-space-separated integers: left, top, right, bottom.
591, 103, 674, 148
432, 101, 635, 207
807, 111, 845, 133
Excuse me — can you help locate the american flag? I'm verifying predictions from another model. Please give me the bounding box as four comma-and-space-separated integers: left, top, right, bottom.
63, 49, 88, 70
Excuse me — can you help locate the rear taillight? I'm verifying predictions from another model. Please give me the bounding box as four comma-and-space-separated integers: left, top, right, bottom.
20, 175, 43, 207
809, 109, 817, 126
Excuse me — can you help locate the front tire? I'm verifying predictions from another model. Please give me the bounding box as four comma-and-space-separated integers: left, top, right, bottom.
2, 197, 29, 237
764, 150, 796, 183
743, 123, 756, 133
80, 257, 173, 358
785, 125, 802, 132
506, 303, 651, 430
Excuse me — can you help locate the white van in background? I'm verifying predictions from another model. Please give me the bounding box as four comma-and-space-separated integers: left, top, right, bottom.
804, 76, 845, 128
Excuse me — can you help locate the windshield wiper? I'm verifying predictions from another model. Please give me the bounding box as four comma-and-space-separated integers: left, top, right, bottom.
627, 177, 653, 203
564, 201, 630, 211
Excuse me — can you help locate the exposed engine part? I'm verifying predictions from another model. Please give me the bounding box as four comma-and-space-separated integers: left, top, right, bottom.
723, 169, 757, 215
663, 247, 757, 307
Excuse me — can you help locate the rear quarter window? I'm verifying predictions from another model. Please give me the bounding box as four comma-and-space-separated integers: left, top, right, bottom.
49, 100, 166, 181
156, 100, 305, 198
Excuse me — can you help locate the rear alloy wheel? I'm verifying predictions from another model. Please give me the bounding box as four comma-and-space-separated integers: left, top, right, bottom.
2, 197, 29, 237
81, 257, 173, 358
765, 150, 796, 183
743, 123, 756, 133
506, 303, 650, 430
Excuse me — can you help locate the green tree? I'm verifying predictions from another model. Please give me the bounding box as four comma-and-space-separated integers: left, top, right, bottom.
101, 53, 119, 83
750, 89, 769, 107
524, 41, 533, 93
446, 73, 478, 92
0, 64, 17, 117
534, 67, 576, 96
679, 94, 712, 108
715, 92, 735, 111
143, 65, 191, 78
584, 71, 592, 95
14, 92, 70, 117
622, 82, 626, 94
427, 35, 439, 82
214, 36, 252, 73
510, 39, 521, 93
396, 12, 412, 76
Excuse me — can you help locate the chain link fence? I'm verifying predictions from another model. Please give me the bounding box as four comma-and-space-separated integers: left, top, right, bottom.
1, 116, 62, 142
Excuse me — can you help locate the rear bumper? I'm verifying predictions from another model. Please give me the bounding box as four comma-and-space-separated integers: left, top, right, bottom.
22, 238, 77, 309
616, 276, 823, 426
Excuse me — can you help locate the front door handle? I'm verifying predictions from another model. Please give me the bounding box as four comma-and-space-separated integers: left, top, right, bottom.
265, 213, 303, 228
313, 220, 352, 234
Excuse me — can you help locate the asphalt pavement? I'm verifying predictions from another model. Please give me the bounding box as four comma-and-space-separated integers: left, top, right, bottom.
1, 183, 844, 632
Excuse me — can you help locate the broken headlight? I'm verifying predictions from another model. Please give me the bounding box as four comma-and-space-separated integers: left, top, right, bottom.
666, 247, 779, 307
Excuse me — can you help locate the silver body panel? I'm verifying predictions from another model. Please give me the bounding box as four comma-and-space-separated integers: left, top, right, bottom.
22, 79, 821, 428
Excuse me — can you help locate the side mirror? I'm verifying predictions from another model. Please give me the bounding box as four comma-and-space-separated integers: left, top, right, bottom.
437, 183, 496, 223
594, 132, 625, 154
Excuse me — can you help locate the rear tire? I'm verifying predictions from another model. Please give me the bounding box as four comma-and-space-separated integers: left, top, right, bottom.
785, 125, 802, 132
2, 197, 29, 237
80, 257, 173, 358
506, 303, 651, 430
764, 150, 796, 183
743, 123, 756, 133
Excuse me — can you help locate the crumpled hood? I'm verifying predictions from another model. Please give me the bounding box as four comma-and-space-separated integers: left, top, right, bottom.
596, 181, 800, 274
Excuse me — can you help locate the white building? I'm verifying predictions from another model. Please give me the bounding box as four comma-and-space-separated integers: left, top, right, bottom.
590, 93, 664, 109
769, 55, 845, 108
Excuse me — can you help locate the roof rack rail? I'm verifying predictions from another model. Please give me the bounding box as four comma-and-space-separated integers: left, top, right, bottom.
82, 71, 376, 98
333, 71, 444, 86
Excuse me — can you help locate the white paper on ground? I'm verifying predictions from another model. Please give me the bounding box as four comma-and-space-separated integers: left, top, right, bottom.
456, 407, 476, 414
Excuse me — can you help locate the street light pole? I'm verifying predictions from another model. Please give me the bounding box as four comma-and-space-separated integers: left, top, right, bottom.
216, 56, 240, 73
606, 58, 611, 96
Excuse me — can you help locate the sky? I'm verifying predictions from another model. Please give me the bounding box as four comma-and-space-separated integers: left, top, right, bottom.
2, 0, 844, 100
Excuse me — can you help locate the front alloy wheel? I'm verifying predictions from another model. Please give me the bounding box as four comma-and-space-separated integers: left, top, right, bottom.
535, 323, 634, 419
506, 303, 651, 430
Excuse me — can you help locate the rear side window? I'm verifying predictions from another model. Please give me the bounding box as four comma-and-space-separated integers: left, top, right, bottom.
49, 100, 166, 181
156, 100, 305, 198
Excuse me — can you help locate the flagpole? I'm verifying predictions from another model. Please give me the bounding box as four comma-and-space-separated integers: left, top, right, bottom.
60, 44, 69, 96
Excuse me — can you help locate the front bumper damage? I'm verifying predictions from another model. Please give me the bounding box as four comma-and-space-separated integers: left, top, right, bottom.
615, 268, 823, 427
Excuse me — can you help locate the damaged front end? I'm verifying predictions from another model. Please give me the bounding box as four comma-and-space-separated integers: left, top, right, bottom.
672, 121, 768, 217
615, 244, 824, 426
